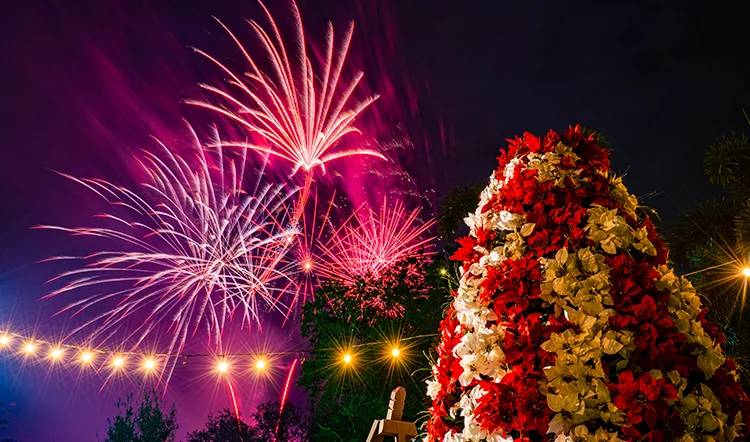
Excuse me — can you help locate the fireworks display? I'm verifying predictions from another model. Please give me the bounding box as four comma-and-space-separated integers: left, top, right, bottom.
2, 1, 437, 432
315, 198, 436, 285
186, 0, 386, 218
38, 125, 300, 382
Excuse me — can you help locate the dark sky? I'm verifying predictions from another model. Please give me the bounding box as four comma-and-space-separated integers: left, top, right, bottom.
1, 0, 750, 440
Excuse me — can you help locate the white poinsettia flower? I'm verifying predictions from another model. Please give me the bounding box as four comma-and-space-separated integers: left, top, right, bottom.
496, 210, 523, 230
454, 304, 486, 331
464, 212, 481, 234
426, 377, 441, 400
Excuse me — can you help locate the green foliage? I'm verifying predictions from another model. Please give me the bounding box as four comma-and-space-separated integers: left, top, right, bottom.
299, 259, 451, 441
105, 390, 177, 442
186, 402, 308, 442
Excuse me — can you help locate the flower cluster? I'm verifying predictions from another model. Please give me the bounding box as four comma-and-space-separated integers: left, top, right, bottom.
425, 126, 750, 441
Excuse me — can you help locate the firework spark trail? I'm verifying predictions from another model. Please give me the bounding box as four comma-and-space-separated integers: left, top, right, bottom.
186, 0, 385, 220
315, 198, 436, 286
225, 377, 241, 419
286, 189, 339, 314
38, 125, 300, 384
275, 356, 299, 438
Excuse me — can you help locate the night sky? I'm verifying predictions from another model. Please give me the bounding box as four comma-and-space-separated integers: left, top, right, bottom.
2, 1, 750, 440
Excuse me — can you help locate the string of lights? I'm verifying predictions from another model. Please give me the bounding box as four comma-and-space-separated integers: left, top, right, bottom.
0, 328, 438, 382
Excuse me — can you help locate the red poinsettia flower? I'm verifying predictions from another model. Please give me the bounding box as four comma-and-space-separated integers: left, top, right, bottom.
451, 236, 480, 268
610, 371, 678, 437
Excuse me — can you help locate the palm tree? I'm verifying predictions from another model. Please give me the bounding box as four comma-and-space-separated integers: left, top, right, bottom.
668, 111, 750, 377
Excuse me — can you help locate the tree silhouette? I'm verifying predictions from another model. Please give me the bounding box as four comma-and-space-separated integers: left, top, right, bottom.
186, 409, 256, 442
104, 390, 177, 442
249, 402, 308, 441
187, 402, 308, 441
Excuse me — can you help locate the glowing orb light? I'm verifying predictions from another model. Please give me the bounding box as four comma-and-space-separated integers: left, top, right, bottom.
79, 350, 95, 366
48, 346, 65, 361
254, 358, 267, 372
342, 352, 353, 365
22, 341, 36, 356
215, 359, 231, 375
142, 357, 157, 372
390, 347, 401, 358
111, 355, 126, 370
742, 267, 750, 278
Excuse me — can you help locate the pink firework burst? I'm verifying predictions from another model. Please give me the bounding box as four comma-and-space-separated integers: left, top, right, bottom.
185, 0, 385, 216
316, 198, 436, 286
37, 125, 300, 382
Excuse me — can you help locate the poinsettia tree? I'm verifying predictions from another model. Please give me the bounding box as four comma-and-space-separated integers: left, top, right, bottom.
425, 126, 750, 441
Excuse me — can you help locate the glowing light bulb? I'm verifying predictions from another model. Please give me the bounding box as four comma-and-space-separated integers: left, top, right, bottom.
142, 357, 157, 372
215, 359, 230, 375
111, 355, 126, 370
22, 341, 36, 356
391, 347, 401, 358
48, 346, 65, 361
0, 335, 11, 348
255, 358, 267, 371
439, 268, 448, 276
342, 352, 353, 365
742, 267, 750, 278
79, 350, 95, 366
